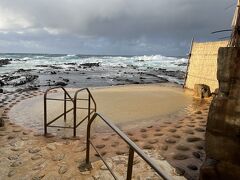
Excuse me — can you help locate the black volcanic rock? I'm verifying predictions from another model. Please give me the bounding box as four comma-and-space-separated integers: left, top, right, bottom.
54, 81, 67, 86
0, 80, 4, 86
0, 59, 11, 67
79, 62, 100, 68
35, 65, 49, 67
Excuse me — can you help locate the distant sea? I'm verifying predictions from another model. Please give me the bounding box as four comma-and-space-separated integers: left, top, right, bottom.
0, 53, 188, 92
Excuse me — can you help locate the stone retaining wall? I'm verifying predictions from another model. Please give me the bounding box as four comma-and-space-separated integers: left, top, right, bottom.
200, 47, 240, 179
185, 40, 228, 92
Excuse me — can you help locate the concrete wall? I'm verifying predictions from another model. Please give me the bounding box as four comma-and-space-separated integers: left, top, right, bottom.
185, 40, 228, 92
200, 47, 240, 179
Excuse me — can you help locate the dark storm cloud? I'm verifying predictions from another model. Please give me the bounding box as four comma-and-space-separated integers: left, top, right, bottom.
0, 0, 235, 55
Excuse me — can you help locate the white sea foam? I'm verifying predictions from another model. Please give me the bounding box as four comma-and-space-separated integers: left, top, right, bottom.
0, 54, 188, 83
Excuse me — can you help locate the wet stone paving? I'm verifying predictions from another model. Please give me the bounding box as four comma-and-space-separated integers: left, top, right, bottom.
0, 90, 210, 180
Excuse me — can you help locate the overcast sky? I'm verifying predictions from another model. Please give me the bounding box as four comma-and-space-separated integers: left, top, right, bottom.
0, 0, 236, 56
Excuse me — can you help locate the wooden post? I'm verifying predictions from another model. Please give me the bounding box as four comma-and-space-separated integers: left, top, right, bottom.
183, 37, 194, 88
229, 0, 240, 47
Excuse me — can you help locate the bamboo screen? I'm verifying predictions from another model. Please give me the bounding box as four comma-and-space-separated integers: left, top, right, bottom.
185, 40, 228, 92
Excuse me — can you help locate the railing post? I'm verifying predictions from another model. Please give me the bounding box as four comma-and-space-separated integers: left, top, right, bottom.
64, 91, 67, 122
73, 95, 77, 137
86, 118, 91, 166
126, 147, 134, 180
88, 93, 91, 122
44, 95, 47, 135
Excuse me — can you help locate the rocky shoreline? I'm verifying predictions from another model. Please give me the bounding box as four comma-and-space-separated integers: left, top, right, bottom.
0, 58, 186, 93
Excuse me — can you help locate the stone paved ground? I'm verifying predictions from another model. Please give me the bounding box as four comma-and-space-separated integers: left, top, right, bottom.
0, 90, 210, 180
89, 98, 209, 180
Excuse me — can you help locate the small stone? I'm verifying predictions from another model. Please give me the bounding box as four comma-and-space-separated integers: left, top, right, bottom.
32, 173, 45, 180
148, 139, 158, 144
59, 165, 68, 174
96, 144, 105, 149
21, 136, 29, 141
176, 145, 190, 151
111, 142, 119, 147
13, 128, 22, 132
142, 144, 154, 150
8, 134, 16, 139
174, 125, 182, 128
164, 121, 172, 124
127, 132, 133, 136
173, 153, 189, 160
195, 111, 202, 114
154, 133, 163, 136
46, 143, 56, 151
165, 138, 176, 144
131, 137, 139, 142
172, 134, 181, 138
11, 160, 22, 167
8, 154, 19, 160
195, 127, 205, 132
8, 169, 16, 177
158, 154, 166, 160
187, 137, 202, 142
161, 145, 168, 151
52, 153, 65, 161
29, 147, 41, 153
140, 128, 147, 132
195, 144, 204, 150
183, 129, 194, 135
174, 167, 185, 176
22, 131, 29, 135
11, 147, 21, 151
168, 129, 177, 133
116, 150, 126, 155
31, 154, 42, 160
187, 164, 198, 170
102, 137, 109, 141
101, 152, 107, 156
192, 152, 201, 159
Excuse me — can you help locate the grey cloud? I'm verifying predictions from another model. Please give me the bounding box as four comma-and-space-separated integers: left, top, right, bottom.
0, 0, 236, 55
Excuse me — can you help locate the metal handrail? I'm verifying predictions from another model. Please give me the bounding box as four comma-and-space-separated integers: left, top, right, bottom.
74, 88, 97, 112
44, 87, 74, 102
84, 112, 172, 180
44, 87, 96, 136
73, 88, 97, 136
44, 87, 74, 135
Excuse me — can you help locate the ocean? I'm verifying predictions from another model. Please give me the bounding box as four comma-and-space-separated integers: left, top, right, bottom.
0, 53, 188, 92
